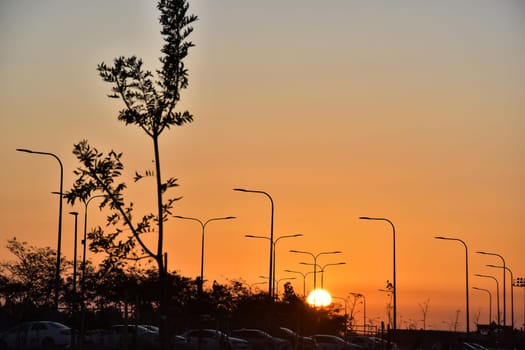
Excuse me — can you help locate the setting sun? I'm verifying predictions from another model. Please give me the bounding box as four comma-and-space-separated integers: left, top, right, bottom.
307, 289, 332, 307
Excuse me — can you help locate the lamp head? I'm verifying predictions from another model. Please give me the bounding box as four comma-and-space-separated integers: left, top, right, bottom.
69, 211, 78, 216
359, 216, 371, 220
16, 148, 34, 153
233, 188, 248, 192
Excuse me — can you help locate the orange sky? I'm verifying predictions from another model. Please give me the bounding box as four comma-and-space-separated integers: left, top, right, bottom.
1, 0, 524, 332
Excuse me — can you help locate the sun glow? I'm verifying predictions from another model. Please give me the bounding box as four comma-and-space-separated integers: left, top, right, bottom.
306, 289, 332, 307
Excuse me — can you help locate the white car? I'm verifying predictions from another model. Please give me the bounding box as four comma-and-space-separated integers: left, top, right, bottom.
312, 335, 353, 350
0, 321, 75, 350
180, 329, 250, 350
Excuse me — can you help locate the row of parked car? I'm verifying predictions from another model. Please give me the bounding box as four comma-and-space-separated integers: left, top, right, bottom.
0, 321, 395, 350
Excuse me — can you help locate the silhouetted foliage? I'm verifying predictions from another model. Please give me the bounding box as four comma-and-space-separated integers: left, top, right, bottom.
64, 2, 197, 348
0, 238, 71, 308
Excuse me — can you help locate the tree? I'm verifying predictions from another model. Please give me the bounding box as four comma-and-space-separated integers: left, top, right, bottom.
1, 238, 57, 307
65, 1, 197, 348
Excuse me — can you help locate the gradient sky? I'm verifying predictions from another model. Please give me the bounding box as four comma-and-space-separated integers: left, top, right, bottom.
1, 0, 524, 332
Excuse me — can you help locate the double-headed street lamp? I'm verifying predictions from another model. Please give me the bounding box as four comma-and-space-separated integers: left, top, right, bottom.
234, 188, 274, 298
276, 277, 296, 298
487, 263, 514, 329
284, 269, 314, 297
472, 287, 492, 325
299, 262, 346, 289
81, 195, 105, 292
359, 216, 397, 332
475, 273, 500, 326
289, 250, 341, 291
477, 251, 507, 327
17, 148, 64, 311
435, 236, 470, 336
245, 233, 303, 298
173, 215, 235, 294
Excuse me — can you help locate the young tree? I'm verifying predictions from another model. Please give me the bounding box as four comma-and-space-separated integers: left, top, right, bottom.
66, 1, 197, 348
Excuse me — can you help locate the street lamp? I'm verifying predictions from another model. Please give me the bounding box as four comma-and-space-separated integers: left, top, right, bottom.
349, 292, 366, 334
234, 188, 274, 298
17, 148, 64, 311
487, 263, 514, 329
477, 251, 506, 326
79, 194, 104, 350
435, 236, 470, 336
249, 281, 267, 295
475, 274, 500, 326
276, 277, 296, 299
472, 287, 492, 325
289, 250, 341, 290
69, 212, 79, 298
359, 216, 397, 331
82, 195, 105, 291
245, 233, 303, 297
284, 269, 313, 297
299, 261, 346, 289
173, 215, 235, 293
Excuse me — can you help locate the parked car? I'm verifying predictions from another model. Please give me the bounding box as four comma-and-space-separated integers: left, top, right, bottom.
111, 324, 160, 348
179, 329, 250, 350
273, 327, 316, 350
0, 321, 75, 350
232, 328, 290, 350
347, 336, 396, 350
312, 335, 353, 350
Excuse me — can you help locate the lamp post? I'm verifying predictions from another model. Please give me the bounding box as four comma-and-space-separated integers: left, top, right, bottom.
249, 281, 267, 295
79, 194, 104, 350
82, 195, 105, 291
69, 212, 79, 298
477, 251, 506, 326
234, 188, 274, 298
17, 148, 64, 311
284, 269, 312, 297
435, 236, 470, 336
173, 215, 235, 294
276, 277, 296, 299
513, 277, 525, 330
289, 250, 341, 290
487, 264, 514, 329
359, 216, 397, 332
349, 292, 366, 334
472, 287, 492, 325
245, 233, 303, 298
475, 274, 500, 326
299, 262, 346, 289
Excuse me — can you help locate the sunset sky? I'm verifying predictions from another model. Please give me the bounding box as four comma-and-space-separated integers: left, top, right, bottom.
1, 0, 524, 332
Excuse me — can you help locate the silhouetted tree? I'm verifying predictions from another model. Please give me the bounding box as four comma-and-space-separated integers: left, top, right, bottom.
0, 237, 71, 309
65, 1, 197, 349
